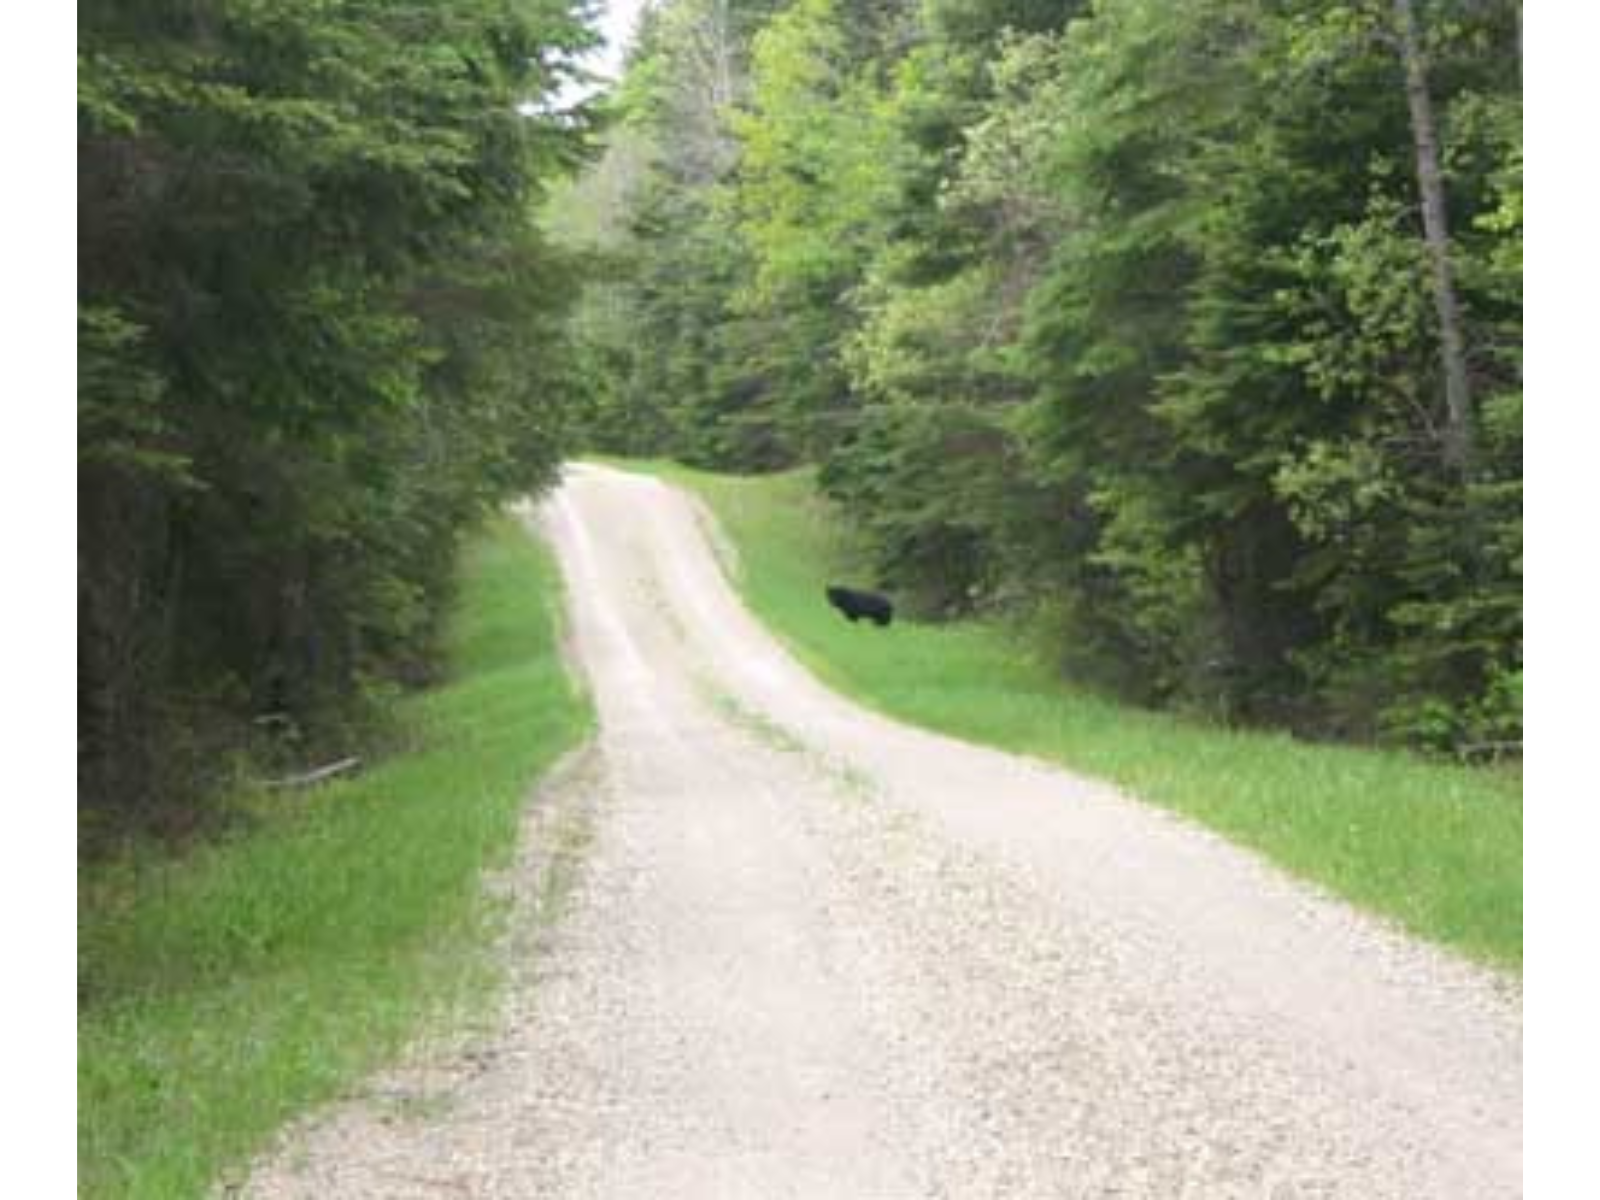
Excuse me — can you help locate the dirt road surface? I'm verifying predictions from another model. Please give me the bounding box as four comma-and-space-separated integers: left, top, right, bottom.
237, 462, 1520, 1199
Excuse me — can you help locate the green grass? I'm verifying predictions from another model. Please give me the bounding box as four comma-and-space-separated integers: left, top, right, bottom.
609, 458, 1522, 973
78, 514, 593, 1200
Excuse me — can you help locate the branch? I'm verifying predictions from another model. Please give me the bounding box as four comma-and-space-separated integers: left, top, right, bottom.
261, 757, 362, 790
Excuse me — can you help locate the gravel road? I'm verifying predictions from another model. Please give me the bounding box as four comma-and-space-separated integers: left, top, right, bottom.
237, 462, 1520, 1199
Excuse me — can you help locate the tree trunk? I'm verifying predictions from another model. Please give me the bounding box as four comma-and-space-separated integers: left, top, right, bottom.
1392, 0, 1474, 474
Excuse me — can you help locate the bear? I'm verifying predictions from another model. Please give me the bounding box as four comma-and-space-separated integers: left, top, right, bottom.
826, 585, 894, 628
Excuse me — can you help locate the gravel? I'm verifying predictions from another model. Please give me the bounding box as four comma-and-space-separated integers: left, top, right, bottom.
234, 462, 1520, 1199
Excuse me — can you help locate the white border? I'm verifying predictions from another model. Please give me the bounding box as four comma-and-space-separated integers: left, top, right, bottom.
3, 1, 79, 1195
1525, 2, 1594, 1196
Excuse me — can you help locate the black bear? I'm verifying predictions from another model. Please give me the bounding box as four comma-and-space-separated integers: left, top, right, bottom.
826, 585, 894, 627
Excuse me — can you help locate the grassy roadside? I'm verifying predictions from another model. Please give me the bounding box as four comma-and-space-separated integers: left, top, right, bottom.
78, 513, 592, 1200
611, 459, 1521, 973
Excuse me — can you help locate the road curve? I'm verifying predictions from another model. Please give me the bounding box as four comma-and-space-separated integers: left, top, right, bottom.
240, 462, 1520, 1199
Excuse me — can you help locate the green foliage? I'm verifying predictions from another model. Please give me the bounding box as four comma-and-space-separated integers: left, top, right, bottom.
818, 400, 1014, 613
79, 0, 597, 819
566, 0, 1520, 753
734, 0, 901, 301
547, 0, 796, 467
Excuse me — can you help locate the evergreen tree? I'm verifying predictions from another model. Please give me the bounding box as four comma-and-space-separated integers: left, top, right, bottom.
79, 0, 597, 820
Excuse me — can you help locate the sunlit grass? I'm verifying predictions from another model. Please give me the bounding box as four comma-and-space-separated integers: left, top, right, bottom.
613, 458, 1521, 972
78, 514, 592, 1200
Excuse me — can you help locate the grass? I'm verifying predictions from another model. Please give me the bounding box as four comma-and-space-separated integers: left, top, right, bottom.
608, 458, 1522, 973
77, 513, 593, 1200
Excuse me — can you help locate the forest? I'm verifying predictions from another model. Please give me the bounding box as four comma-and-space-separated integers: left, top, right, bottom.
79, 0, 1522, 829
78, 0, 598, 827
556, 0, 1522, 754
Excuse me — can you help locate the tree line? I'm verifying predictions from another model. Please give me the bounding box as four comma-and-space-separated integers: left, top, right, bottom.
559, 0, 1522, 752
79, 0, 595, 828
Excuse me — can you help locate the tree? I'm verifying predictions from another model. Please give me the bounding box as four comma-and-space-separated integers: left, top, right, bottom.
79, 0, 597, 824
564, 0, 1521, 751
1392, 0, 1474, 475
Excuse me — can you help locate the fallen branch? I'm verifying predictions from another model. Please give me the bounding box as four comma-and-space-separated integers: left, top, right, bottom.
261, 757, 362, 790
1455, 740, 1521, 762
